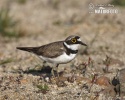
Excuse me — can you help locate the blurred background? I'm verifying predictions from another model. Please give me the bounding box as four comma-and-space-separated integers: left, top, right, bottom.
0, 0, 125, 99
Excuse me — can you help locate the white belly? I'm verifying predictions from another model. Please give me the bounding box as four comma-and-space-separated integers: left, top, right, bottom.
39, 53, 77, 64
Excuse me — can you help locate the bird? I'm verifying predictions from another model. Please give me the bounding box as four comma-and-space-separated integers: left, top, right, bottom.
17, 35, 87, 77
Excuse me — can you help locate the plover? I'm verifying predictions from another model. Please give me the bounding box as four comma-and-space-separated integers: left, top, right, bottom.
17, 35, 87, 76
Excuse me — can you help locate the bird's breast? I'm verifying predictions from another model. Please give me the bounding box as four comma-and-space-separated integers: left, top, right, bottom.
39, 52, 77, 64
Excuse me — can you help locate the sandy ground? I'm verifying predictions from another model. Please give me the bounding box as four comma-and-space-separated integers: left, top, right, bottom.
0, 0, 125, 100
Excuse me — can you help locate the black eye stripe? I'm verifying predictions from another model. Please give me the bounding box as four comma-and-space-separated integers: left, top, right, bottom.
75, 36, 80, 39
66, 41, 72, 44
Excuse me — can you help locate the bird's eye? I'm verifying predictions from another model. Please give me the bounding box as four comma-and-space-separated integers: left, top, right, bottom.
71, 38, 76, 43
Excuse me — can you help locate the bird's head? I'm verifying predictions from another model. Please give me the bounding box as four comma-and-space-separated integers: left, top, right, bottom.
64, 35, 87, 50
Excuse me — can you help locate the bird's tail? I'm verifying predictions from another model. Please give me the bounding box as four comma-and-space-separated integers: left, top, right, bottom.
16, 47, 38, 53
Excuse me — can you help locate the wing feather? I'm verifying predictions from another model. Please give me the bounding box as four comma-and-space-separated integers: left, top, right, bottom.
36, 41, 65, 58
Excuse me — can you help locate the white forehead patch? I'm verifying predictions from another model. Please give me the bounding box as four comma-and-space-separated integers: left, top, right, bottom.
69, 37, 74, 40
77, 38, 81, 41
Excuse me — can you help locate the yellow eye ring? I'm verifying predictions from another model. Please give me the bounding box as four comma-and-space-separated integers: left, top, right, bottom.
71, 38, 76, 43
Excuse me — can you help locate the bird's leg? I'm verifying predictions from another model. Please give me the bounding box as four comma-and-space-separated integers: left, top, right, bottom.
56, 64, 59, 78
51, 64, 59, 78
43, 61, 47, 68
51, 67, 55, 78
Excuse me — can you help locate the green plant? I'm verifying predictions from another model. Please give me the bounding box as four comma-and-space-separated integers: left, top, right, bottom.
51, 0, 60, 9
111, 0, 125, 6
37, 84, 49, 94
0, 58, 14, 65
0, 8, 19, 37
17, 0, 27, 4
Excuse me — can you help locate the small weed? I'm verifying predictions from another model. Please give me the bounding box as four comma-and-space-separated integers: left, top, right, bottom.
89, 74, 98, 93
17, 0, 27, 4
53, 20, 62, 25
103, 56, 111, 73
111, 0, 125, 6
51, 0, 60, 9
0, 58, 14, 65
0, 8, 23, 37
37, 84, 49, 94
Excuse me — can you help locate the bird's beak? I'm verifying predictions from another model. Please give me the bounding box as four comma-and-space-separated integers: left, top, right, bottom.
80, 41, 87, 46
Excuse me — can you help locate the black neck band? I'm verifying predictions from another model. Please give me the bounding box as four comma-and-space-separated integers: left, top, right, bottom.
63, 43, 78, 55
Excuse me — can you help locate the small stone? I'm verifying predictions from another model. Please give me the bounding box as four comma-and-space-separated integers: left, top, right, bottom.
96, 76, 110, 86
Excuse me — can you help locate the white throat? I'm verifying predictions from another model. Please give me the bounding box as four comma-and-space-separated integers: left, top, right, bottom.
64, 42, 80, 51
